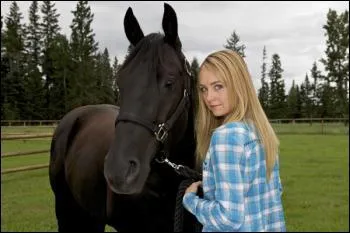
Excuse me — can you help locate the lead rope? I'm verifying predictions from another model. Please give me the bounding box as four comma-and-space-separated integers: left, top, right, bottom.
155, 153, 203, 232
172, 165, 203, 232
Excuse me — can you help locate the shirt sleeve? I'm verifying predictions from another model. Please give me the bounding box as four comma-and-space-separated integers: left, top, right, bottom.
182, 128, 246, 231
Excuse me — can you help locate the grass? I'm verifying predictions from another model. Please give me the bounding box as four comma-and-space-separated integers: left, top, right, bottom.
1, 127, 349, 232
1, 140, 51, 170
1, 169, 56, 231
279, 135, 349, 232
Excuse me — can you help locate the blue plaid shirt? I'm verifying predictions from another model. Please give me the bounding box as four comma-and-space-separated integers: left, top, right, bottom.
183, 122, 286, 232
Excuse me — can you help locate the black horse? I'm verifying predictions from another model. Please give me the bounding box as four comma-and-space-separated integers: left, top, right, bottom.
49, 3, 199, 232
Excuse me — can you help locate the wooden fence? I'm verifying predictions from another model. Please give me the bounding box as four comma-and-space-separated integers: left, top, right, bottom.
1, 118, 348, 174
1, 134, 52, 174
1, 120, 59, 127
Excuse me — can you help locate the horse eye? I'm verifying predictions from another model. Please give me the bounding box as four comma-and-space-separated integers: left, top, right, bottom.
165, 79, 175, 88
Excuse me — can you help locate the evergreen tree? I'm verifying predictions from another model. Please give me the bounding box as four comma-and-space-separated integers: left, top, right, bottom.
320, 9, 349, 117
190, 57, 200, 81
26, 1, 41, 65
69, 0, 99, 109
95, 48, 115, 104
299, 74, 313, 118
190, 57, 200, 111
223, 30, 246, 58
1, 15, 5, 55
318, 81, 336, 118
258, 46, 270, 116
41, 1, 61, 119
286, 80, 301, 119
50, 34, 72, 119
3, 1, 27, 119
24, 0, 45, 119
1, 15, 8, 119
112, 56, 121, 106
310, 62, 322, 117
268, 54, 286, 119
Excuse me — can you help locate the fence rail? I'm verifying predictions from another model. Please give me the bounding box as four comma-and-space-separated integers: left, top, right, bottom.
1, 120, 59, 127
1, 133, 52, 174
1, 133, 53, 140
1, 118, 348, 174
1, 149, 50, 158
2, 164, 49, 174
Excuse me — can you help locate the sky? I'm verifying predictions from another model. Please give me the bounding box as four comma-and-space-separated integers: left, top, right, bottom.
1, 1, 349, 92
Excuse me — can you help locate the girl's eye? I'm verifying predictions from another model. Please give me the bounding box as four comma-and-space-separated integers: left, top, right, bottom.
214, 84, 223, 90
199, 87, 207, 93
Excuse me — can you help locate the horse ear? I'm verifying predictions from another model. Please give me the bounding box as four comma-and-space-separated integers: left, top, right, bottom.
124, 7, 144, 46
162, 3, 181, 48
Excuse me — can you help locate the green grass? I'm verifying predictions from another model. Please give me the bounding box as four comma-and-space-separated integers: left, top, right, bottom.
1, 169, 56, 231
1, 140, 51, 170
279, 134, 349, 232
1, 127, 349, 232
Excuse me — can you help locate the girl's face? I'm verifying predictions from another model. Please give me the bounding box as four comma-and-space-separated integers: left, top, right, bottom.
198, 68, 232, 118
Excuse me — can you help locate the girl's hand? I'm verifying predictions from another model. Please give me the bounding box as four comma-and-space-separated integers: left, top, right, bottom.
185, 181, 202, 194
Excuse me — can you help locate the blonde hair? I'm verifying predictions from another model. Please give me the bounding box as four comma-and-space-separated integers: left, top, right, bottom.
195, 49, 279, 181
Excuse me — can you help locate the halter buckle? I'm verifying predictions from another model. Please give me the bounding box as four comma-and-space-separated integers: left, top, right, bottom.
155, 123, 168, 143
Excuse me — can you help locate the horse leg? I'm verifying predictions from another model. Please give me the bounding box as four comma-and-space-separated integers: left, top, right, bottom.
52, 169, 106, 232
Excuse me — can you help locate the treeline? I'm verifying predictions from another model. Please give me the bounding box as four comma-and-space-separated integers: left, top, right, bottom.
217, 9, 348, 119
1, 1, 118, 120
1, 2, 349, 120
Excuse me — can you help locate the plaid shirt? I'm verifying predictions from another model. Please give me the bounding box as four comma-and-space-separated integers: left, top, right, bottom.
183, 122, 286, 232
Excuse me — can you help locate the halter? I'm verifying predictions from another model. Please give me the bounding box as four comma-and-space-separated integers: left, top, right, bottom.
115, 55, 193, 163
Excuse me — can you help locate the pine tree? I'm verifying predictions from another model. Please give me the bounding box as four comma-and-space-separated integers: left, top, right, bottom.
41, 1, 61, 119
1, 15, 7, 119
50, 34, 72, 119
258, 46, 270, 116
1, 15, 5, 55
190, 57, 200, 111
24, 0, 45, 119
299, 74, 313, 118
223, 30, 246, 58
190, 57, 200, 81
310, 62, 322, 117
27, 1, 41, 65
112, 56, 121, 105
268, 54, 286, 119
69, 1, 99, 109
319, 81, 336, 118
320, 9, 349, 117
95, 48, 115, 104
3, 1, 27, 119
286, 80, 301, 119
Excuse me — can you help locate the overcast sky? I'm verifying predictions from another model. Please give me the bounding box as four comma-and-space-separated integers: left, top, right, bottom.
1, 1, 349, 91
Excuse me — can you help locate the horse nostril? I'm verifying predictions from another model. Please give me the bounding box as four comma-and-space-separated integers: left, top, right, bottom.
129, 160, 136, 168
125, 159, 139, 182
128, 160, 138, 173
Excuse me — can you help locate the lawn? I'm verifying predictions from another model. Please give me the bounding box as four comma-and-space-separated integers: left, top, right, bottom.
1, 127, 349, 231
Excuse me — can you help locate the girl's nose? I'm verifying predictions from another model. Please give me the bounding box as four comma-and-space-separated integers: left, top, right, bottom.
206, 89, 215, 102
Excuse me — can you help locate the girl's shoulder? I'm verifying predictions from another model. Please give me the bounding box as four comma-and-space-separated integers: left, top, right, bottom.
213, 121, 258, 144
215, 121, 250, 134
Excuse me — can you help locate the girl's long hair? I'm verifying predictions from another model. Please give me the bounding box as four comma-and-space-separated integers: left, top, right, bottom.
195, 50, 279, 181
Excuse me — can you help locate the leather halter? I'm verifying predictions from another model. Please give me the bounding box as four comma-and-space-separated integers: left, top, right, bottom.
115, 55, 193, 161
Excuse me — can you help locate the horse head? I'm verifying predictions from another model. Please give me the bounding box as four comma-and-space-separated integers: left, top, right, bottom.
104, 3, 193, 194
